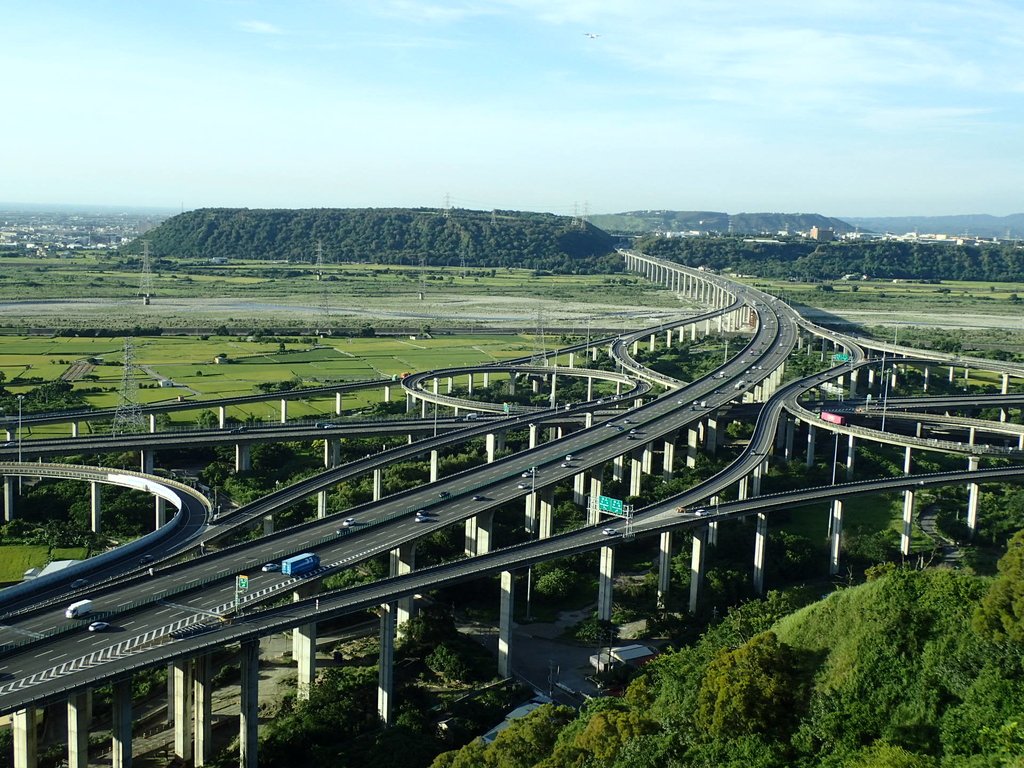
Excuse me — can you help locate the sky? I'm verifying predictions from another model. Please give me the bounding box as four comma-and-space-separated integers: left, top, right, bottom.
3, 0, 1023, 217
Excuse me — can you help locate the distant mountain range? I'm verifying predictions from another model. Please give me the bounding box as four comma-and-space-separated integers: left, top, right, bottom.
589, 210, 1024, 239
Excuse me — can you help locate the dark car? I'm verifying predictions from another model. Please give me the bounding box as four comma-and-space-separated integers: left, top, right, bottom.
138, 554, 155, 565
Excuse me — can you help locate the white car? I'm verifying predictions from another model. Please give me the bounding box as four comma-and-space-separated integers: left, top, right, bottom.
261, 563, 281, 572
601, 527, 618, 536
342, 517, 355, 527
88, 621, 110, 632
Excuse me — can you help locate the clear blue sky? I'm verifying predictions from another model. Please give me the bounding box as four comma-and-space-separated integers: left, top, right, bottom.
3, 1, 1022, 217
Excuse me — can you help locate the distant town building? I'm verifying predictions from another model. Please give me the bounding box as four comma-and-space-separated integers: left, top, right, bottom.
808, 226, 835, 242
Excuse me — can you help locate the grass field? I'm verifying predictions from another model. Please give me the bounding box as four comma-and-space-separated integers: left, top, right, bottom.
0, 545, 53, 583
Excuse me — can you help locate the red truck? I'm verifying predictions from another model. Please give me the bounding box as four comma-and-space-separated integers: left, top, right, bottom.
820, 412, 846, 426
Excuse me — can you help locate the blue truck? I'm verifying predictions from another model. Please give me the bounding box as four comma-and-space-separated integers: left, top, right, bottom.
281, 552, 320, 576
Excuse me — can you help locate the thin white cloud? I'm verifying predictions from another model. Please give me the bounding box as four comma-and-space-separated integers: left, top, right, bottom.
237, 20, 284, 35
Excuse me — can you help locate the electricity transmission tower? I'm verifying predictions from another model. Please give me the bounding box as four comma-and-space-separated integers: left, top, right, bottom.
138, 240, 153, 304
111, 338, 146, 434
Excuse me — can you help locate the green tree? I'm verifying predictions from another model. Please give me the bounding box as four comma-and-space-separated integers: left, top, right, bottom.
973, 529, 1024, 644
696, 630, 807, 741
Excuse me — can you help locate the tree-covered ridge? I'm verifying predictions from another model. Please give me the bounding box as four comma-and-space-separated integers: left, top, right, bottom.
432, 556, 1024, 768
589, 210, 852, 236
637, 234, 1024, 282
128, 208, 620, 273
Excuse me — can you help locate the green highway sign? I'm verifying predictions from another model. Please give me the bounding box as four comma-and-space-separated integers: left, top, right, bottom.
237, 575, 249, 591
832, 353, 850, 362
598, 495, 625, 516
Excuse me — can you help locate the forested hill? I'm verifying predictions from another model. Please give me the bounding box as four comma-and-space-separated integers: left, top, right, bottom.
638, 234, 1024, 282
127, 208, 620, 273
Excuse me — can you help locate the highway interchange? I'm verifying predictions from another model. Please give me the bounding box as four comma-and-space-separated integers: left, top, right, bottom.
1, 255, 1022, 726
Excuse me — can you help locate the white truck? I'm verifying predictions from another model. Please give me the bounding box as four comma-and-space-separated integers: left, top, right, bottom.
65, 599, 93, 619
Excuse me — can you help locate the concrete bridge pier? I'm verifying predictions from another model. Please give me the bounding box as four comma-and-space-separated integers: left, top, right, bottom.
3, 476, 15, 522
588, 467, 604, 524
597, 545, 615, 622
90, 482, 102, 533
528, 423, 539, 449
656, 530, 672, 610
573, 470, 587, 505
110, 677, 132, 768
235, 443, 251, 472
239, 640, 260, 768
324, 438, 340, 468
172, 659, 194, 762
279, 399, 288, 423
829, 499, 844, 575
688, 525, 709, 614
498, 570, 515, 678
317, 490, 328, 518
538, 487, 554, 540
485, 432, 504, 462
967, 456, 980, 537
12, 707, 37, 768
806, 424, 817, 467
378, 602, 397, 725
612, 454, 625, 482
430, 449, 440, 481
662, 435, 676, 481
218, 406, 226, 429
140, 449, 154, 474
67, 691, 90, 768
390, 541, 417, 628
372, 468, 383, 501
898, 446, 915, 555
629, 453, 643, 497
465, 509, 495, 556
753, 512, 768, 595
193, 655, 213, 765
686, 428, 698, 468
846, 434, 856, 480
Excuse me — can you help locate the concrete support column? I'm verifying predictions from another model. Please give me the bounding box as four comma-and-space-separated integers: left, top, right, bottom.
68, 691, 90, 768
239, 640, 260, 768
588, 468, 603, 524
218, 406, 226, 429
662, 437, 676, 481
486, 433, 498, 463
193, 654, 212, 766
317, 490, 328, 518
4, 476, 15, 522
783, 418, 796, 461
378, 602, 396, 726
172, 660, 193, 762
498, 570, 514, 678
923, 367, 930, 392
12, 707, 37, 768
846, 434, 856, 480
90, 481, 102, 533
430, 449, 440, 481
612, 454, 625, 482
848, 368, 859, 398
753, 513, 768, 595
71, 421, 79, 437
111, 677, 132, 768
390, 541, 417, 628
154, 496, 167, 529
586, 376, 593, 401
383, 384, 392, 402
294, 622, 317, 700
597, 545, 615, 622
279, 398, 288, 423
688, 525, 708, 614
686, 427, 698, 468
235, 443, 251, 472
829, 499, 844, 575
967, 456, 980, 537
538, 487, 554, 540
629, 454, 643, 497
656, 530, 672, 610
149, 413, 157, 433
525, 491, 538, 536
901, 488, 916, 557
140, 449, 154, 474
372, 468, 383, 501
641, 443, 654, 475
324, 438, 340, 468
528, 423, 538, 449
705, 415, 718, 455
466, 373, 474, 394
573, 470, 587, 505
806, 424, 816, 466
